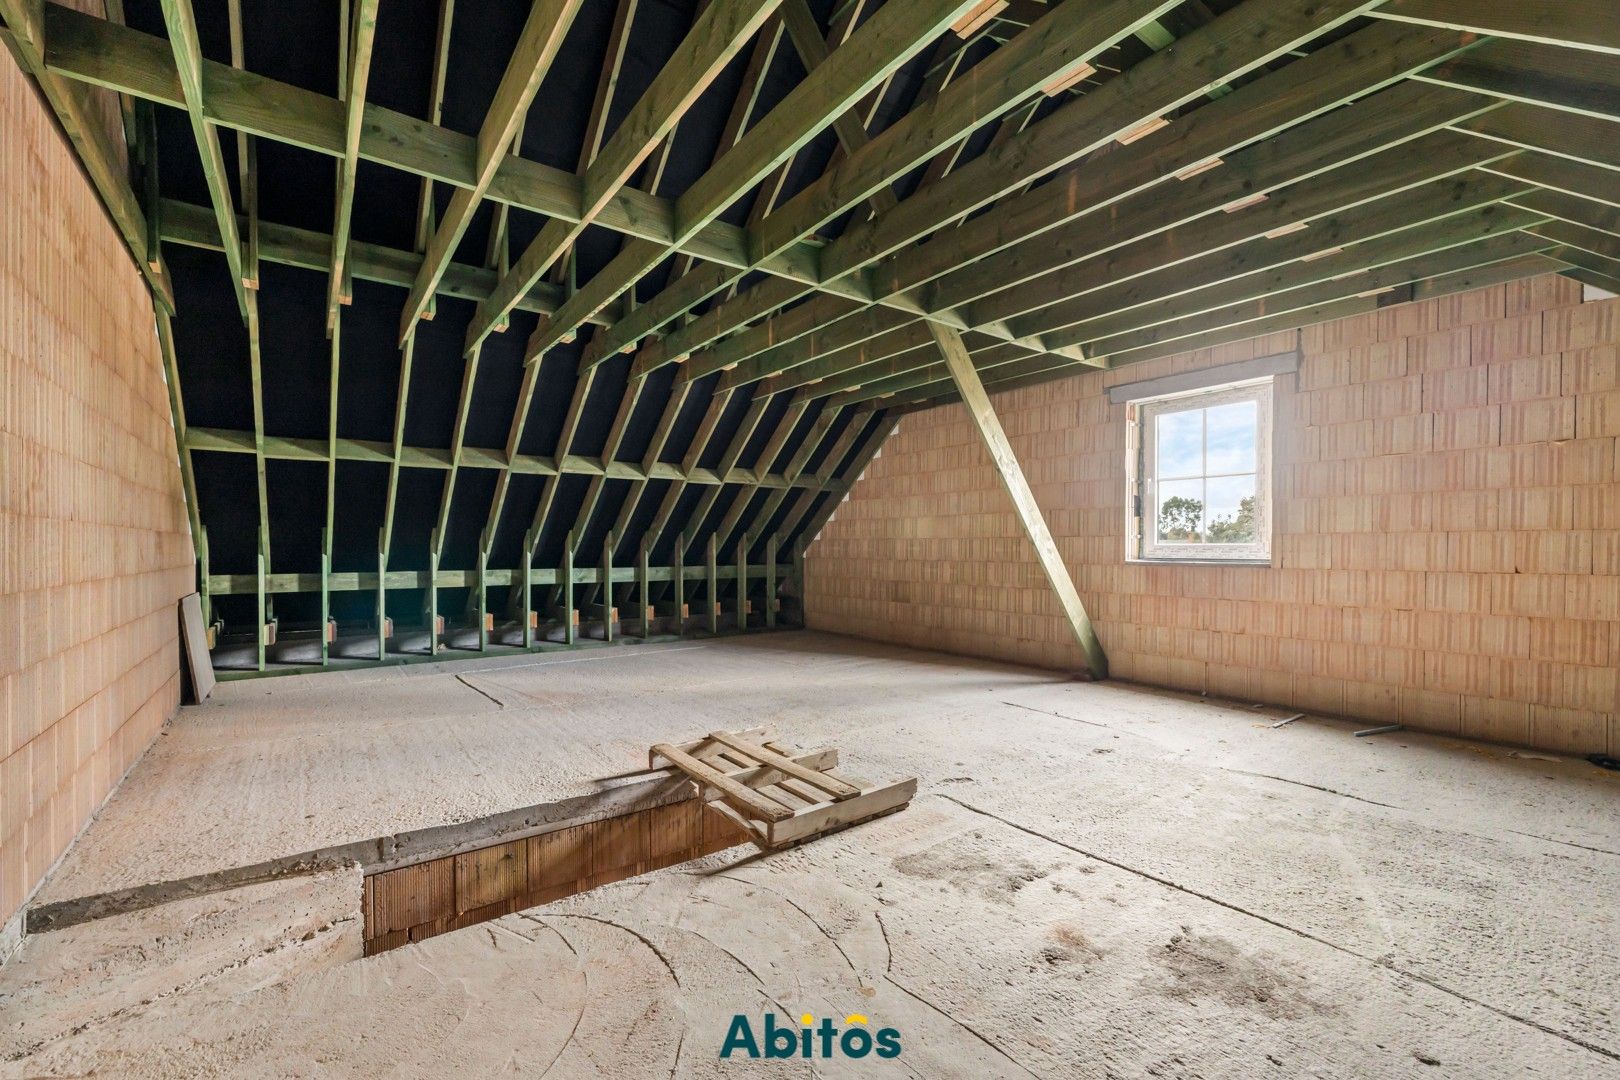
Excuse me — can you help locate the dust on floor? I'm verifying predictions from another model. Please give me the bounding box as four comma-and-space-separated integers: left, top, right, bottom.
4, 632, 1618, 1077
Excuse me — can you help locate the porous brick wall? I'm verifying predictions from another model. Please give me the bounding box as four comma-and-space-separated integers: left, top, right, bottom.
1, 58, 192, 939
806, 275, 1618, 755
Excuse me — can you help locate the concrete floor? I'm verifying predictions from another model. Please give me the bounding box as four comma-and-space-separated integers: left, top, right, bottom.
4, 631, 1618, 1077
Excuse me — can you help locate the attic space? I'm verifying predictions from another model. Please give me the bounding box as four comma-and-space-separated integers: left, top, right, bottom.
2, 1, 1618, 1076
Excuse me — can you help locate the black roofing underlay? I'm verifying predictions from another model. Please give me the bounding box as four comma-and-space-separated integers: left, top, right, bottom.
119, 0, 1262, 632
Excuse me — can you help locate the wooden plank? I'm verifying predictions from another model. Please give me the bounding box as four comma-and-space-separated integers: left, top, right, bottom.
1416, 39, 1620, 122
933, 323, 1106, 677
178, 592, 215, 702
650, 744, 795, 823
657, 18, 1460, 381
708, 731, 862, 800
768, 778, 918, 846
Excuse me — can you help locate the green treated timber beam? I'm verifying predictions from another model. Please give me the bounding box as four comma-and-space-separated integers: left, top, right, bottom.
327, 0, 379, 331
1485, 155, 1620, 211
1017, 170, 1534, 345
157, 198, 601, 323
676, 20, 1478, 387
718, 88, 1501, 393
1078, 228, 1555, 358
1415, 39, 1620, 123
942, 85, 1504, 320
1455, 104, 1620, 173
183, 428, 840, 490
876, 247, 1571, 410
35, 3, 837, 296
398, 0, 585, 339
468, 0, 788, 356
158, 0, 248, 317
822, 0, 1400, 289
1368, 0, 1620, 55
633, 0, 1192, 383
945, 315, 1103, 678
565, 0, 949, 368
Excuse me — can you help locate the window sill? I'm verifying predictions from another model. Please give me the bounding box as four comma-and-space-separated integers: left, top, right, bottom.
1126, 557, 1273, 567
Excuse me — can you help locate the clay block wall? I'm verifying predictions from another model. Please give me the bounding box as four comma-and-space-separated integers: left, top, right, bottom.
1, 59, 193, 936
363, 799, 748, 954
806, 275, 1618, 756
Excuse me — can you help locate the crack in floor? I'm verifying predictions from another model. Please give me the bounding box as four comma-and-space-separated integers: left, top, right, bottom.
454, 674, 507, 710
934, 792, 1620, 1064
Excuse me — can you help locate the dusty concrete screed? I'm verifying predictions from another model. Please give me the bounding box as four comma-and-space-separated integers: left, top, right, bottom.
2, 631, 1617, 1077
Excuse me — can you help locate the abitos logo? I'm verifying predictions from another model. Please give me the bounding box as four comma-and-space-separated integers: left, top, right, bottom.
720, 1012, 902, 1060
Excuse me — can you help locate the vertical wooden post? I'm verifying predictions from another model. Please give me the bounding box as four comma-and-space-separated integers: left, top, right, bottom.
521, 527, 537, 650
562, 529, 576, 646
376, 544, 387, 661
931, 323, 1107, 678
735, 536, 748, 631
673, 531, 686, 634
320, 532, 330, 666
706, 533, 719, 634
476, 543, 489, 651
765, 534, 777, 629
428, 528, 439, 656
637, 539, 651, 637
255, 549, 266, 672
601, 531, 615, 643
199, 526, 212, 627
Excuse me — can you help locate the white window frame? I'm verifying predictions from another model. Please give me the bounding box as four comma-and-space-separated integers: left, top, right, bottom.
1127, 378, 1273, 564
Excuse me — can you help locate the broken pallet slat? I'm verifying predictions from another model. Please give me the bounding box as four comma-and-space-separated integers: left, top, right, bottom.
650, 742, 796, 822
707, 729, 863, 800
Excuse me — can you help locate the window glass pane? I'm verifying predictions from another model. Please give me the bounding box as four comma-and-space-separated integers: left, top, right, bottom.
1205, 473, 1257, 544
1156, 478, 1204, 543
1205, 400, 1256, 474
1155, 409, 1202, 479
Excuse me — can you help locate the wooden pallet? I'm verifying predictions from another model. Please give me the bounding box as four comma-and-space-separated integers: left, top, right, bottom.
649, 729, 916, 850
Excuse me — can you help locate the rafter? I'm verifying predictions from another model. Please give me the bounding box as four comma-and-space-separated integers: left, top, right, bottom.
396, 0, 585, 339
157, 0, 248, 317
35, 5, 859, 304
1368, 0, 1620, 55
859, 240, 1567, 410
513, 0, 972, 367
650, 1, 1418, 386
327, 0, 379, 332
462, 0, 787, 356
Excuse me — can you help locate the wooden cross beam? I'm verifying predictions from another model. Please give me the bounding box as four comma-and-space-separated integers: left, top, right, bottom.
931, 323, 1106, 677
396, 0, 585, 340
463, 0, 787, 356
547, 0, 962, 369
652, 0, 1407, 387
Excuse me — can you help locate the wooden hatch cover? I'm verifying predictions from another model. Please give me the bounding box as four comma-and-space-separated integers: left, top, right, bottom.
648, 729, 916, 851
